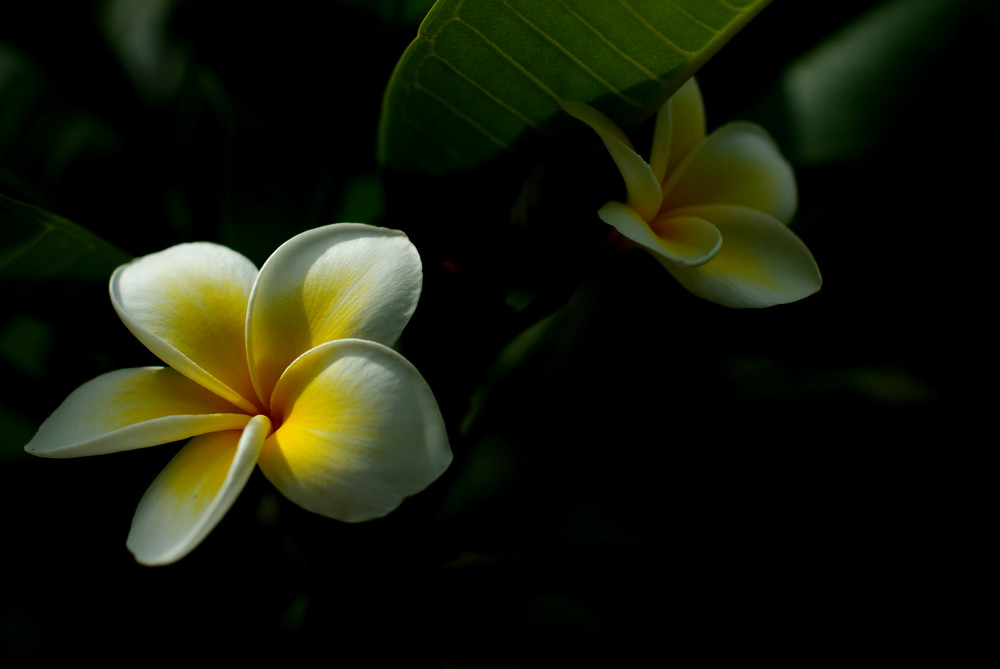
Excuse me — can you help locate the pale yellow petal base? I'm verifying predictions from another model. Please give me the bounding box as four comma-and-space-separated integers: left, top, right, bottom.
126, 415, 270, 566
259, 339, 451, 523
25, 367, 250, 458
599, 201, 721, 267
662, 205, 822, 308
247, 224, 423, 405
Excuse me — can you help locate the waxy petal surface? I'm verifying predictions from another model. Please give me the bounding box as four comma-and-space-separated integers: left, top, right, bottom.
126, 414, 270, 566
560, 101, 662, 222
247, 224, 423, 405
259, 339, 451, 523
663, 122, 798, 223
599, 201, 721, 268
661, 205, 822, 308
650, 77, 706, 184
25, 367, 251, 458
110, 243, 260, 413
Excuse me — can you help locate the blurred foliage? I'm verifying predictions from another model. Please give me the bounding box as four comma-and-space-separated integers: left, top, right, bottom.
766, 0, 978, 163
1, 0, 992, 665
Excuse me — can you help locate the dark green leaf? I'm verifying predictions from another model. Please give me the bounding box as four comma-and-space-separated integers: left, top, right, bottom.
0, 193, 131, 281
378, 0, 772, 174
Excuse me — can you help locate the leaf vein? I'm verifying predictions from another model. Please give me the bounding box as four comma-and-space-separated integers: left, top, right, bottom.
450, 15, 563, 105
400, 115, 478, 170
616, 0, 697, 56
554, 0, 665, 84
0, 227, 48, 270
718, 1, 746, 13
412, 80, 513, 151
663, 0, 722, 33
430, 53, 550, 134
498, 0, 641, 106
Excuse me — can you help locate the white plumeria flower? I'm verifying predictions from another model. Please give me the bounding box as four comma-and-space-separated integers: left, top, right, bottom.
562, 78, 821, 308
25, 223, 452, 565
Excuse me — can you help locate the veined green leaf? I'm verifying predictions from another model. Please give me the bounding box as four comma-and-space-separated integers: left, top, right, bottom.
0, 193, 131, 281
378, 0, 771, 174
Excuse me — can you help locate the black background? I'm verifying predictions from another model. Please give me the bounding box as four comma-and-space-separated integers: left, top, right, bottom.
1, 1, 989, 665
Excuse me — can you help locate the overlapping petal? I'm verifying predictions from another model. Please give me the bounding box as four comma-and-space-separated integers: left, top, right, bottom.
565, 77, 819, 309
662, 122, 798, 223
27, 220, 451, 565
110, 243, 261, 413
126, 415, 271, 566
598, 201, 721, 267
660, 205, 822, 308
560, 100, 663, 221
25, 367, 251, 458
247, 224, 423, 405
258, 339, 451, 523
650, 77, 706, 184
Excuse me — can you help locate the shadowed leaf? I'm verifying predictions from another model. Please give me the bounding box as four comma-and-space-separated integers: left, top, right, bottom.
378, 0, 771, 174
0, 193, 131, 281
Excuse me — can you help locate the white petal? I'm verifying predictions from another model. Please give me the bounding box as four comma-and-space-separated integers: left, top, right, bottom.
247, 223, 423, 406
560, 100, 663, 221
598, 201, 721, 268
126, 414, 270, 566
258, 339, 451, 523
663, 122, 798, 223
649, 77, 706, 184
661, 205, 822, 308
25, 367, 251, 458
110, 243, 261, 413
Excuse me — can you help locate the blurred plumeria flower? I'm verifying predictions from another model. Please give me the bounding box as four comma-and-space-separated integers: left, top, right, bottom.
25, 223, 451, 565
562, 78, 821, 308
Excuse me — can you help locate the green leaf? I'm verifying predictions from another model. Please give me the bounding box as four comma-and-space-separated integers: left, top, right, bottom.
0, 193, 131, 281
378, 0, 771, 174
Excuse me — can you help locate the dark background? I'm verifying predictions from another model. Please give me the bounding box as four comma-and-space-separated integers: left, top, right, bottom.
1, 1, 989, 665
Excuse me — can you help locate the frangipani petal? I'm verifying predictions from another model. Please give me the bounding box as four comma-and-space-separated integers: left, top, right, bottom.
110, 243, 261, 414
599, 201, 721, 268
126, 414, 270, 566
561, 100, 663, 221
25, 367, 251, 458
663, 122, 797, 223
259, 339, 451, 523
649, 77, 706, 184
660, 205, 822, 308
247, 224, 423, 406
